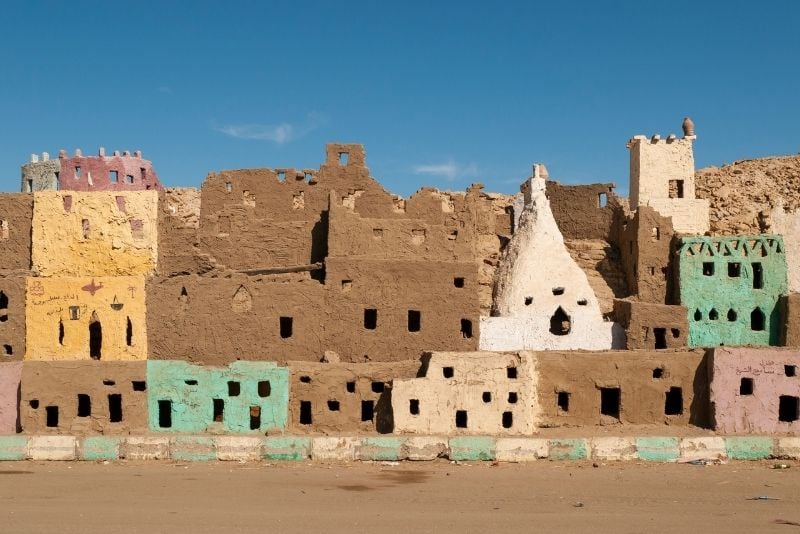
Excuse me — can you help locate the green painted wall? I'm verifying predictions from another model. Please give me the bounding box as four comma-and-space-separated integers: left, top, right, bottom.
678, 235, 787, 347
147, 361, 289, 433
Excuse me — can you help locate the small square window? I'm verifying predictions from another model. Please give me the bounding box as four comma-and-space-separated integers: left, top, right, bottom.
109, 170, 119, 183
702, 262, 714, 276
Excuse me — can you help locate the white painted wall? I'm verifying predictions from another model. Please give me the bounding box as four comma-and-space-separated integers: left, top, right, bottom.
480, 168, 614, 351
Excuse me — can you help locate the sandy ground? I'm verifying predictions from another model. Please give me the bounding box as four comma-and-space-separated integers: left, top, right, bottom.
1, 460, 799, 533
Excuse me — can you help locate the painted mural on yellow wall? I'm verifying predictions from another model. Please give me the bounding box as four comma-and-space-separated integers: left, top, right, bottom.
31, 191, 158, 277
25, 276, 147, 361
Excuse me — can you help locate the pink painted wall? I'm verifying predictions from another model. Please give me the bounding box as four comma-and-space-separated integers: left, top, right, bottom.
710, 347, 800, 433
0, 362, 21, 434
57, 151, 163, 192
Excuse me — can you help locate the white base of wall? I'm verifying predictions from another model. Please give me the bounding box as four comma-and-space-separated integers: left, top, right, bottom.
478, 316, 624, 351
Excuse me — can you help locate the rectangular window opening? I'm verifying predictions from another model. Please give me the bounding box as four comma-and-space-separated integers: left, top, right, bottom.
132, 381, 146, 392
557, 391, 570, 412
409, 399, 420, 415
728, 262, 741, 277
455, 410, 468, 428
46, 406, 59, 427
213, 399, 224, 422
778, 396, 799, 422
327, 400, 340, 411
668, 179, 684, 199
407, 310, 421, 332
361, 400, 374, 422
454, 277, 465, 288
598, 192, 608, 208
346, 381, 356, 393
371, 381, 385, 393
109, 170, 119, 183
702, 262, 714, 276
108, 394, 123, 423
299, 401, 313, 425
664, 387, 683, 416
158, 400, 172, 428
752, 262, 764, 289
442, 366, 454, 379
364, 309, 377, 330
258, 381, 271, 397
654, 328, 667, 349
77, 394, 91, 417
785, 365, 797, 377
600, 387, 621, 419
507, 367, 518, 379
740, 377, 754, 396
280, 316, 293, 338
228, 381, 241, 396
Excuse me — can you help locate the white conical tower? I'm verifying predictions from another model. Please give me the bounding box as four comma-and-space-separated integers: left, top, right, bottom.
480, 164, 616, 351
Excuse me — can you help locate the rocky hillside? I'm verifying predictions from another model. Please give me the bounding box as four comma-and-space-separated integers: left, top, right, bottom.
695, 155, 800, 234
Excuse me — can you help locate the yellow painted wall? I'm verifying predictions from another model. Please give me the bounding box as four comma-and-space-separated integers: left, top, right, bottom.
32, 191, 158, 276
25, 276, 147, 361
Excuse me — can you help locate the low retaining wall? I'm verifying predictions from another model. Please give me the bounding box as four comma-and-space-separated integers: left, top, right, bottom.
1, 434, 798, 462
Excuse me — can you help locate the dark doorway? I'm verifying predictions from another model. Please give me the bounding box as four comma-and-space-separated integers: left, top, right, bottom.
89, 318, 102, 360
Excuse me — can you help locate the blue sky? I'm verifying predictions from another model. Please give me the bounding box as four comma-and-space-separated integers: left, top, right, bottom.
1, 1, 798, 196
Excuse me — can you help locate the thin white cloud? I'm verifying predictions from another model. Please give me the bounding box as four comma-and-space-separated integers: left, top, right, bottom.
412, 159, 479, 181
157, 86, 172, 94
216, 113, 325, 145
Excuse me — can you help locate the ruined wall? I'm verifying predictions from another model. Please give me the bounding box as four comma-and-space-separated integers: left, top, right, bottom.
482, 167, 616, 351
616, 206, 675, 304
545, 181, 618, 241
21, 361, 147, 434
156, 188, 206, 276
613, 299, 688, 350
678, 235, 787, 347
288, 361, 419, 434
26, 277, 147, 361
147, 361, 289, 434
31, 191, 158, 277
0, 362, 21, 433
709, 347, 800, 433
20, 154, 59, 192
695, 155, 800, 235
392, 352, 537, 435
781, 294, 800, 347
536, 350, 708, 427
628, 133, 709, 235
0, 194, 33, 271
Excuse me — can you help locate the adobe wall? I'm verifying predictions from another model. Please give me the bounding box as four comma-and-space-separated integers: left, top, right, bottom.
482, 168, 615, 351
31, 191, 158, 277
709, 347, 800, 433
20, 361, 147, 434
0, 276, 26, 361
0, 194, 33, 271
146, 273, 328, 365
287, 361, 419, 434
324, 257, 480, 360
780, 294, 800, 347
613, 299, 688, 350
545, 181, 618, 241
21, 154, 59, 192
26, 276, 147, 361
616, 206, 675, 304
392, 352, 538, 435
677, 235, 787, 347
535, 350, 709, 427
146, 361, 289, 434
0, 362, 21, 433
156, 188, 205, 276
